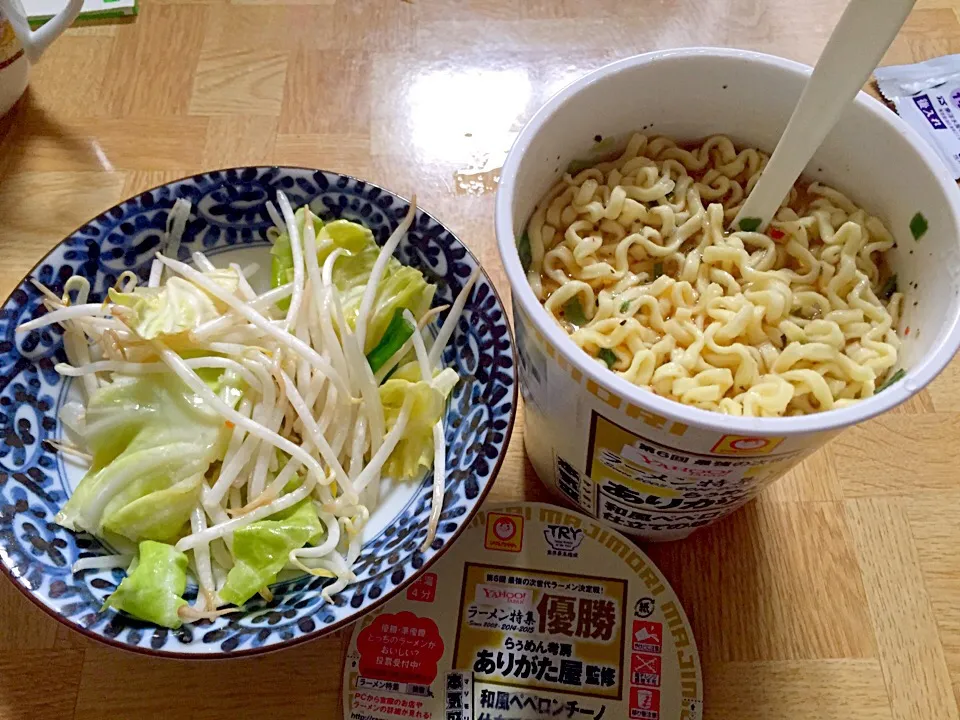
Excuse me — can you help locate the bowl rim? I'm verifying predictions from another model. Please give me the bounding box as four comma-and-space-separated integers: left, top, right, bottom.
495, 46, 960, 436
0, 165, 518, 659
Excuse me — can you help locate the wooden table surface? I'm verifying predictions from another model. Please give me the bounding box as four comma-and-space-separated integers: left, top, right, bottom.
2, 1, 960, 718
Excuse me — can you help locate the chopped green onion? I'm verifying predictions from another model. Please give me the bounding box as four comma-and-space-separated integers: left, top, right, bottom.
592, 137, 616, 154
598, 348, 617, 368
566, 158, 594, 174
653, 262, 663, 279
366, 308, 414, 373
910, 212, 928, 240
619, 300, 631, 313
876, 368, 906, 393
517, 232, 532, 273
879, 274, 898, 301
563, 298, 588, 326
738, 217, 762, 232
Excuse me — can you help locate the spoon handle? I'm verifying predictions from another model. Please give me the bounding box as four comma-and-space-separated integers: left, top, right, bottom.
733, 0, 916, 231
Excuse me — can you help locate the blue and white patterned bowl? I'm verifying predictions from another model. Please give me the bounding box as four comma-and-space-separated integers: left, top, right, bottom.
0, 167, 517, 657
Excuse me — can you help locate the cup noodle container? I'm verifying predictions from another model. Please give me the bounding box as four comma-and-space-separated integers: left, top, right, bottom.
495, 48, 960, 541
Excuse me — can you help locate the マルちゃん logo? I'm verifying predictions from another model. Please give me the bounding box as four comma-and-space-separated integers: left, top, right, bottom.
484, 512, 524, 552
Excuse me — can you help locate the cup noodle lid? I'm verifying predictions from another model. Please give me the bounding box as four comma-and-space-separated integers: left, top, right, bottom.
343, 502, 702, 720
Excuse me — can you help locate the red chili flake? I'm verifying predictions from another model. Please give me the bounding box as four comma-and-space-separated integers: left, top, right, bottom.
769, 228, 785, 240
905, 327, 911, 336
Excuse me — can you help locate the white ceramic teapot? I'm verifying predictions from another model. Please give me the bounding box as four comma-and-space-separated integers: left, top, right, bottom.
0, 0, 84, 116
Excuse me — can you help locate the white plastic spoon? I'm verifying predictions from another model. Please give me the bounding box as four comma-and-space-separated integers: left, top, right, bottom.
732, 0, 917, 232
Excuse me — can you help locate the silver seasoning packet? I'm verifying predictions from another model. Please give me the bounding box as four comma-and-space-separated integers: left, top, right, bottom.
875, 55, 960, 179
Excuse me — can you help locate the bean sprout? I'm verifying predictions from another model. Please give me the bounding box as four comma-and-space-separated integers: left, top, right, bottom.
405, 310, 447, 551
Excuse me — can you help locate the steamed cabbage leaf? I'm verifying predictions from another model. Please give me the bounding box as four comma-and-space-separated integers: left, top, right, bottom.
270, 209, 436, 351
103, 540, 188, 629
218, 499, 324, 606
56, 373, 230, 545
379, 367, 458, 481
108, 270, 238, 340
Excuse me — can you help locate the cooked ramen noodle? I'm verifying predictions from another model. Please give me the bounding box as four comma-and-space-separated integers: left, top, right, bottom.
524, 133, 904, 417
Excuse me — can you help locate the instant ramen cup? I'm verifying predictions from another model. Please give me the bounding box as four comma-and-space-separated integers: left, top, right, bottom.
495, 48, 960, 541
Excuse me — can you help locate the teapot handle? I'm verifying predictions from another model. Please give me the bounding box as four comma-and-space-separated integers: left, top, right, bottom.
0, 0, 84, 64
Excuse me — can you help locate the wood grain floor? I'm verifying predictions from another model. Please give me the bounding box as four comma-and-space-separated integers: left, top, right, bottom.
2, 1, 960, 718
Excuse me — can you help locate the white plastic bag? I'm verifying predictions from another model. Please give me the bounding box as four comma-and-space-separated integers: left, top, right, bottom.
876, 55, 960, 179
